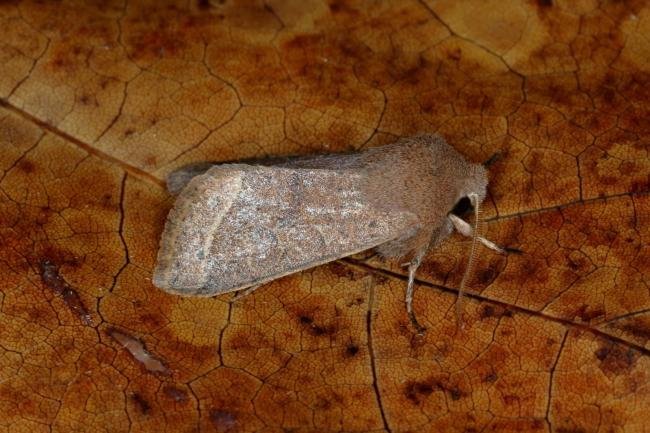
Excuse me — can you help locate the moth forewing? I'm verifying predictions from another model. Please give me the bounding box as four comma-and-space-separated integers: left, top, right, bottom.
153, 164, 420, 296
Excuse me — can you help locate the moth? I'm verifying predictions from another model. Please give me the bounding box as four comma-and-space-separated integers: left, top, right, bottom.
153, 134, 506, 332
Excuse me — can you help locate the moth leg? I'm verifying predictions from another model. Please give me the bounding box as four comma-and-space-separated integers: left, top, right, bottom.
448, 214, 507, 254
405, 251, 427, 335
229, 284, 261, 303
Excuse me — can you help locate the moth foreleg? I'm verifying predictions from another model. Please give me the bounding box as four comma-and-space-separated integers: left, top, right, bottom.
448, 214, 506, 254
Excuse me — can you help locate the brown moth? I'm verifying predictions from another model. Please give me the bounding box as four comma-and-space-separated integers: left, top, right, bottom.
153, 134, 505, 332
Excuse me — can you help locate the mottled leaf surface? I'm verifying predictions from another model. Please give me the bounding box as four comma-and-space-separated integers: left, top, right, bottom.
0, 1, 648, 432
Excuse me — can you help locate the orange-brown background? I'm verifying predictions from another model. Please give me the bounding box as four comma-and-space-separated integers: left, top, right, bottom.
0, 0, 648, 432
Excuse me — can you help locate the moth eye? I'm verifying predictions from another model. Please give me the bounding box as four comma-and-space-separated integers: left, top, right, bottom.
451, 196, 473, 216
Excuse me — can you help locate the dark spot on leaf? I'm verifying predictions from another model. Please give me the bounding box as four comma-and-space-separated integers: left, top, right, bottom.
347, 297, 364, 307
298, 313, 338, 337
404, 380, 433, 404
594, 347, 608, 361
139, 312, 168, 329
405, 377, 466, 404
34, 206, 52, 226
574, 304, 605, 322
480, 305, 495, 319
345, 343, 359, 357
128, 27, 187, 61
131, 393, 151, 415
163, 385, 189, 404
328, 0, 358, 16
479, 304, 512, 320
420, 260, 450, 282
315, 397, 332, 409
484, 372, 498, 383
447, 48, 461, 61
38, 259, 93, 326
18, 160, 36, 173
615, 320, 650, 341
594, 342, 637, 375
476, 266, 497, 285
567, 257, 580, 271
532, 419, 545, 430
630, 178, 650, 193
209, 409, 236, 432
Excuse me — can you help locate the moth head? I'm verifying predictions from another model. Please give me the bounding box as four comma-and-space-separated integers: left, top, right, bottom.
452, 163, 488, 216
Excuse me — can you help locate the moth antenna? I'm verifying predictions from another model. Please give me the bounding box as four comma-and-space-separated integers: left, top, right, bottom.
405, 251, 426, 335
456, 193, 481, 329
